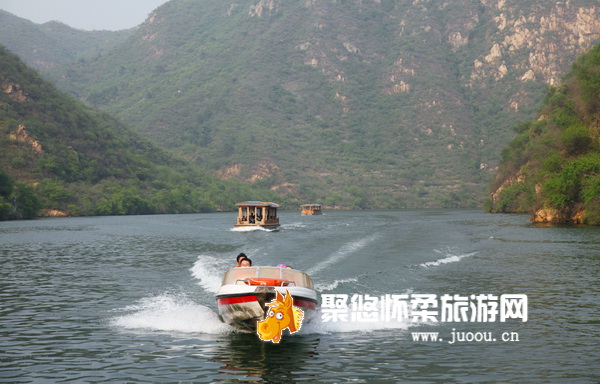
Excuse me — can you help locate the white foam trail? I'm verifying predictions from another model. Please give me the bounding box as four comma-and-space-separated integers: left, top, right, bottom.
230, 226, 275, 232
306, 234, 380, 275
190, 255, 230, 293
281, 223, 307, 230
314, 277, 359, 292
420, 249, 477, 267
110, 294, 232, 334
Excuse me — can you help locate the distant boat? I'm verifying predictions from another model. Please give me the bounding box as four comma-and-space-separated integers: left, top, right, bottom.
235, 201, 280, 230
301, 204, 322, 215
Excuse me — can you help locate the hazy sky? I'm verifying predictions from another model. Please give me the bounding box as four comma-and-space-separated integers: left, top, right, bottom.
0, 0, 171, 31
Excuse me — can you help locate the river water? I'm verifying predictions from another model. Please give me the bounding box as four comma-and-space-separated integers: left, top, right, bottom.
1, 210, 598, 383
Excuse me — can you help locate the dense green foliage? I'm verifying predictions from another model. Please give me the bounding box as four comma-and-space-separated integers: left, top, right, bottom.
0, 46, 283, 219
0, 169, 41, 220
1, 1, 596, 210
487, 43, 600, 224
24, 0, 591, 209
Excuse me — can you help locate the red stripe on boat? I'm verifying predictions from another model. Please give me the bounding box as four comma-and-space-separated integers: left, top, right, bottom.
218, 295, 316, 309
294, 297, 317, 310
217, 295, 258, 305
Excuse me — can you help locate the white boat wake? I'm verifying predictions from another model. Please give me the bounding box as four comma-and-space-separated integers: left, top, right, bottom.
306, 234, 380, 275
109, 293, 412, 336
190, 254, 231, 294
109, 293, 232, 334
420, 248, 477, 267
229, 226, 275, 232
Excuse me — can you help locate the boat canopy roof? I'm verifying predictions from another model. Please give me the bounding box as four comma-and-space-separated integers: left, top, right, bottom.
222, 266, 313, 289
301, 204, 321, 207
236, 201, 280, 208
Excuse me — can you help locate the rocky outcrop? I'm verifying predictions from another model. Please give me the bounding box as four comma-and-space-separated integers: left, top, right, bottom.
2, 82, 27, 102
39, 209, 69, 218
489, 173, 523, 206
217, 159, 281, 183
249, 0, 278, 17
490, 173, 590, 223
8, 124, 43, 154
531, 207, 585, 224
383, 58, 415, 95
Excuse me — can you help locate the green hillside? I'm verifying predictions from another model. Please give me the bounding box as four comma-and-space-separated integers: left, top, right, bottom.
37, 0, 598, 209
2, 1, 598, 209
0, 45, 280, 220
487, 43, 600, 224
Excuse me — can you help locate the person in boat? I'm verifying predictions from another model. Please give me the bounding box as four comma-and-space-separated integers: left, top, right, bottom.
235, 253, 247, 267
240, 258, 252, 267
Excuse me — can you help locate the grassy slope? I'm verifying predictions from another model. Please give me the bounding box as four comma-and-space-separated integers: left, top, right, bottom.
0, 45, 282, 217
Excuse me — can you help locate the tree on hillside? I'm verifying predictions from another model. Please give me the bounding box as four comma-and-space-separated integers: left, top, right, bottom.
0, 169, 41, 220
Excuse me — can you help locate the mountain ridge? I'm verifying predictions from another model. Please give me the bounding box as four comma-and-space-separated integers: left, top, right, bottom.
0, 10, 133, 70
2, 0, 600, 209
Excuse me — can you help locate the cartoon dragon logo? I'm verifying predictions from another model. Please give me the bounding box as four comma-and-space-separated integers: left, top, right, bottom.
257, 289, 304, 343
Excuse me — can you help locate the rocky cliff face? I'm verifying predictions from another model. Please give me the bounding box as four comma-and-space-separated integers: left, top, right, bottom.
471, 0, 600, 87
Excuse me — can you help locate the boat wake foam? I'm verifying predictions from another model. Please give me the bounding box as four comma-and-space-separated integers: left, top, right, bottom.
109, 293, 232, 334
110, 292, 415, 336
190, 254, 231, 294
314, 277, 359, 292
229, 226, 276, 232
306, 234, 380, 275
281, 222, 307, 230
420, 248, 477, 267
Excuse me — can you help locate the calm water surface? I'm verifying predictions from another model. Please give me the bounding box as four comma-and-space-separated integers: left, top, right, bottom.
1, 210, 598, 383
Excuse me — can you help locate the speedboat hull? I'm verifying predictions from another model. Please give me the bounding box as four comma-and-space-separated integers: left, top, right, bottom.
216, 267, 317, 331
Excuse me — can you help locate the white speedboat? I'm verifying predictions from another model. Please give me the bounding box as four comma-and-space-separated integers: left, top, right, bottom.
216, 266, 317, 331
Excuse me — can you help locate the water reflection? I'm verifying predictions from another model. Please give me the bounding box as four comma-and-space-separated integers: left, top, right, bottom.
213, 333, 321, 382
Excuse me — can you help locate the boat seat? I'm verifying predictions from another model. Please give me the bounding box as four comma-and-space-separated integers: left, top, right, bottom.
243, 277, 291, 287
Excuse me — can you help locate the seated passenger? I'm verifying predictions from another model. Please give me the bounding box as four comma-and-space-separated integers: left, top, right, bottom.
240, 258, 252, 267
235, 253, 247, 267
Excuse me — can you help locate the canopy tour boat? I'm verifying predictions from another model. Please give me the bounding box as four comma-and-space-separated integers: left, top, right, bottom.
216, 266, 317, 332
235, 201, 280, 230
301, 204, 322, 215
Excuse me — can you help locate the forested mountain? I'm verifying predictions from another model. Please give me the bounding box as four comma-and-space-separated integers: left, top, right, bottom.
487, 43, 600, 224
0, 45, 280, 219
3, 0, 600, 209
0, 10, 132, 71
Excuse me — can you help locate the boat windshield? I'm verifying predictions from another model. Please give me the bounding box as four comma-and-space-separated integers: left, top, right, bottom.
222, 266, 314, 289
